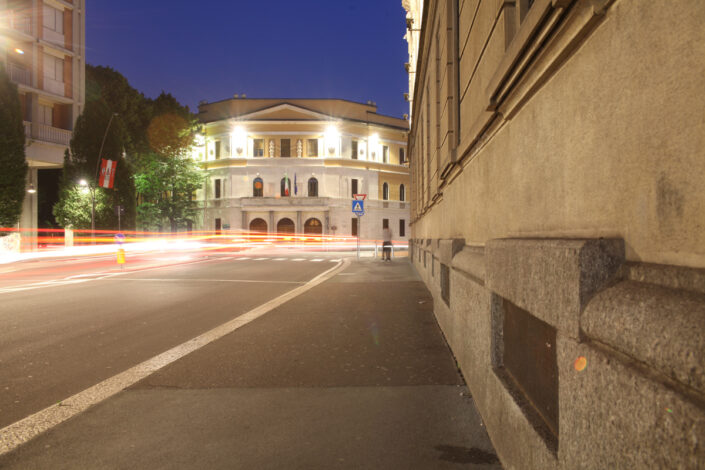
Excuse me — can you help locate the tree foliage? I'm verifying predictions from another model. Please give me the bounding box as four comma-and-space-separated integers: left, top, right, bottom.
134, 92, 202, 232
0, 64, 27, 230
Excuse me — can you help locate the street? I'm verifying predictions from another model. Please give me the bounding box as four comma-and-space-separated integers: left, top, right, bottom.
0, 248, 501, 469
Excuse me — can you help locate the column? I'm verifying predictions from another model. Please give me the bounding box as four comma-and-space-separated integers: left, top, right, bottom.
268, 210, 274, 234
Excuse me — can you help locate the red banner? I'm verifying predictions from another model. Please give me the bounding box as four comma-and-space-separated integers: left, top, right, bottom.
99, 159, 117, 189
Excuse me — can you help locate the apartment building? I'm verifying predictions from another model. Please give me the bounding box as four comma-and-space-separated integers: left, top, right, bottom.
0, 0, 85, 233
195, 98, 410, 243
405, 0, 704, 468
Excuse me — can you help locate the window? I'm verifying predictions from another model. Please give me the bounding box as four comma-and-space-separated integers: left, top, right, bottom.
352, 217, 358, 236
399, 184, 405, 202
253, 177, 263, 197
382, 218, 389, 229
382, 145, 389, 163
281, 139, 290, 157
214, 179, 221, 199
399, 219, 405, 237
351, 140, 358, 160
351, 178, 358, 197
38, 104, 53, 126
399, 148, 405, 164
280, 176, 291, 196
43, 5, 63, 34
382, 182, 389, 200
307, 139, 318, 157
215, 218, 222, 234
43, 54, 63, 82
253, 139, 264, 157
308, 177, 318, 197
214, 141, 221, 159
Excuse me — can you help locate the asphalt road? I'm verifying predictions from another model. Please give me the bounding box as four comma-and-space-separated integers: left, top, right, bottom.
0, 248, 337, 429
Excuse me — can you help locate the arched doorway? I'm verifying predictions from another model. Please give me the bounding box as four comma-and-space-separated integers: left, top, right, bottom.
249, 218, 267, 233
277, 217, 295, 234
304, 218, 322, 235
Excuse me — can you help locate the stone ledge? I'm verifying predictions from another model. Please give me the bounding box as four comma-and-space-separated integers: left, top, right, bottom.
486, 238, 624, 339
452, 245, 486, 285
582, 280, 705, 395
439, 238, 465, 265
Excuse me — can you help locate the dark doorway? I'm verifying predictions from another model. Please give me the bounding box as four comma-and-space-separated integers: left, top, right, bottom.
249, 218, 267, 233
37, 169, 61, 228
304, 218, 322, 235
277, 217, 295, 234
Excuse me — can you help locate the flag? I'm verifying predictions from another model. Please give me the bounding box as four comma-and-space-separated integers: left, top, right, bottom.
294, 173, 297, 195
284, 174, 289, 196
99, 159, 117, 189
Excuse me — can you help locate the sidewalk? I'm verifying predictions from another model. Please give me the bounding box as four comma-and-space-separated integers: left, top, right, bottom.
0, 258, 501, 469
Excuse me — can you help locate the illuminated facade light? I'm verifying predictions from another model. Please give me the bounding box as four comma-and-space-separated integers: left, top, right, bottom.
324, 125, 340, 156
231, 126, 247, 156
14, 48, 25, 55
369, 133, 380, 160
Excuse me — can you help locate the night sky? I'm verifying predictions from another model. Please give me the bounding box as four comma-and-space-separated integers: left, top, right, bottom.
86, 0, 410, 119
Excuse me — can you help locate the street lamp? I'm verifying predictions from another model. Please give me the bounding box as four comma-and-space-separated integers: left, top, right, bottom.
79, 179, 96, 241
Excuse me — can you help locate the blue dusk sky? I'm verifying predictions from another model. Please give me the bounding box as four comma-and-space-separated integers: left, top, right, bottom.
86, 0, 410, 119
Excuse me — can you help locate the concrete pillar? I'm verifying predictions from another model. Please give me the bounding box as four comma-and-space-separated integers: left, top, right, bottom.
268, 210, 274, 234
241, 211, 247, 231
296, 211, 302, 234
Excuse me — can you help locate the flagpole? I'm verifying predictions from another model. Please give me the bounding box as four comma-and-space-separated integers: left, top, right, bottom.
91, 113, 118, 241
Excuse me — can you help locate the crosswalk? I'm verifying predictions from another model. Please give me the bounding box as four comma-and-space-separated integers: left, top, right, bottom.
227, 256, 341, 263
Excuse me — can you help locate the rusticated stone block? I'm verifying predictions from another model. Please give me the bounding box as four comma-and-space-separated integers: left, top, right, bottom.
486, 238, 624, 338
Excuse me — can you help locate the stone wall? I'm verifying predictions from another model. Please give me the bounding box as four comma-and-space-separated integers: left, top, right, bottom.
410, 237, 705, 468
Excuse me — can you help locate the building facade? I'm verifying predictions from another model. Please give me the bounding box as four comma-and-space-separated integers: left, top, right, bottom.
194, 98, 410, 243
0, 0, 86, 234
405, 0, 704, 468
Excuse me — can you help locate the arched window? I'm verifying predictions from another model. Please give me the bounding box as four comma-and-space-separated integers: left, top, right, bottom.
382, 182, 389, 201
304, 218, 322, 234
399, 184, 405, 202
253, 177, 263, 197
308, 177, 318, 197
280, 176, 291, 197
277, 218, 295, 234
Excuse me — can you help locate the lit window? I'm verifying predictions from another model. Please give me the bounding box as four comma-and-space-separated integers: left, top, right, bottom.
253, 177, 263, 197
253, 139, 264, 157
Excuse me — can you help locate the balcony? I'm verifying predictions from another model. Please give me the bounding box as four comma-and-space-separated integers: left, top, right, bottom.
8, 12, 32, 35
9, 63, 31, 86
43, 28, 65, 47
25, 121, 72, 146
44, 77, 65, 97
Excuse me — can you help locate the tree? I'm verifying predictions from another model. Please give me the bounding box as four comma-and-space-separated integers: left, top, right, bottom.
0, 64, 27, 230
54, 100, 136, 230
54, 66, 139, 230
133, 92, 202, 232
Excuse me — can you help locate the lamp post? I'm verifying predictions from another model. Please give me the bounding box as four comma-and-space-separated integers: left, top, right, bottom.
79, 179, 95, 242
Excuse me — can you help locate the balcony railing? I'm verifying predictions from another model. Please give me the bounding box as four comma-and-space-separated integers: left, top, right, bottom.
25, 122, 72, 146
9, 63, 31, 86
44, 77, 65, 96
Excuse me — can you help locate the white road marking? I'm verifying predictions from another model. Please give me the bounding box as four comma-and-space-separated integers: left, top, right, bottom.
311, 259, 324, 262
291, 258, 306, 262
237, 257, 251, 261
272, 258, 288, 261
106, 278, 305, 284
0, 258, 350, 456
253, 257, 268, 261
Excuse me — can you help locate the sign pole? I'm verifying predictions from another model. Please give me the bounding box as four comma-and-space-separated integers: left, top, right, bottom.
357, 215, 360, 260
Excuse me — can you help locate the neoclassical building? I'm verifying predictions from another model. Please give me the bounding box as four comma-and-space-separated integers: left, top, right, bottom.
193, 98, 410, 242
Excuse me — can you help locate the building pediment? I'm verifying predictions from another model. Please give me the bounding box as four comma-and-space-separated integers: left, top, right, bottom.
237, 103, 335, 121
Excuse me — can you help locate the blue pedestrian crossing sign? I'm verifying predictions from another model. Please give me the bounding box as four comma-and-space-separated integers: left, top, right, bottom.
352, 200, 365, 215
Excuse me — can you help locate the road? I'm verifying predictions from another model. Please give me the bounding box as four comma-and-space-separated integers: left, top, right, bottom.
0, 247, 341, 429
